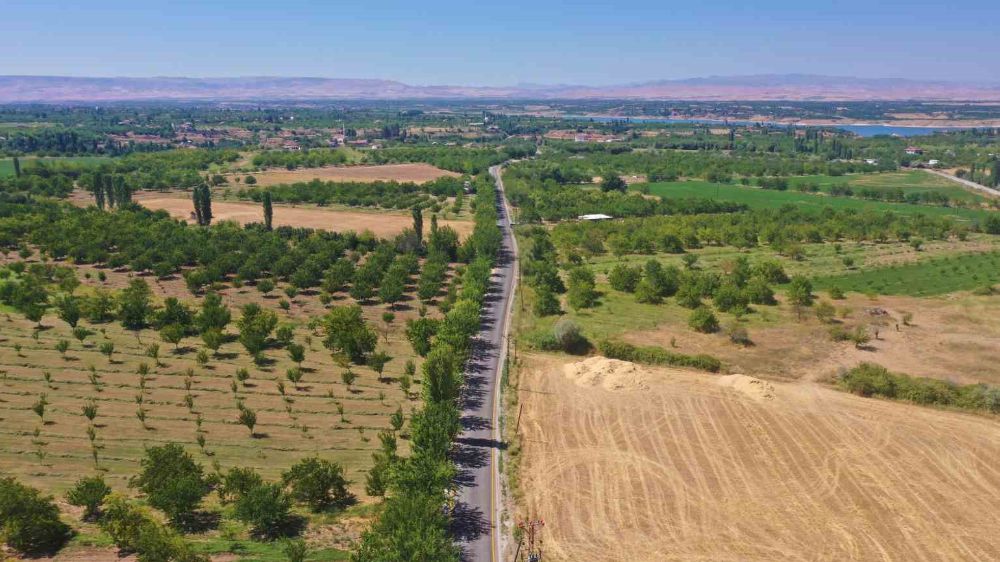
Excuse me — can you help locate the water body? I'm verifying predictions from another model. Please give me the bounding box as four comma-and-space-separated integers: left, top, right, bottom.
558, 115, 976, 138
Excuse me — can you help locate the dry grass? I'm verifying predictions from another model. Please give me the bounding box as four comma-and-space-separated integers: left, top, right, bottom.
515, 352, 1000, 562
623, 292, 1000, 385
240, 163, 459, 186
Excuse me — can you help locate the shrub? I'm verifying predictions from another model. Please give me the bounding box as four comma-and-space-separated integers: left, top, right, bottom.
100, 495, 207, 561
552, 318, 589, 354
726, 324, 753, 347
688, 306, 719, 333
597, 340, 721, 372
814, 301, 836, 323
836, 363, 1000, 414
0, 476, 71, 554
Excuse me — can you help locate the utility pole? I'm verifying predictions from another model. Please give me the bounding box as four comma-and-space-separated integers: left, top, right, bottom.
517, 518, 545, 562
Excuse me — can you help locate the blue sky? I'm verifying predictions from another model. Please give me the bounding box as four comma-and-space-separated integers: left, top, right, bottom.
2, 0, 997, 85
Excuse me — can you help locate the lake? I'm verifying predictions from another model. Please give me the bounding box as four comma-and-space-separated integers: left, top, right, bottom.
557, 115, 976, 138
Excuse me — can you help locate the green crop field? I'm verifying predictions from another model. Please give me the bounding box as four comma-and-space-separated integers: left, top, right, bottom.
639, 179, 993, 222
0, 156, 110, 177
786, 170, 988, 203
811, 251, 1000, 296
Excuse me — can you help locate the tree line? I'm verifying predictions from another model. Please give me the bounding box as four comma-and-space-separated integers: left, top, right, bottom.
239, 176, 466, 211
352, 172, 503, 560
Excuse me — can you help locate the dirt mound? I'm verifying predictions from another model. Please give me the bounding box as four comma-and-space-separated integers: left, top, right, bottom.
563, 356, 649, 391
717, 373, 775, 401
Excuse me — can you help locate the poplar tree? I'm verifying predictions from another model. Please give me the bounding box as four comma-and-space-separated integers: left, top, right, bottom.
262, 190, 273, 230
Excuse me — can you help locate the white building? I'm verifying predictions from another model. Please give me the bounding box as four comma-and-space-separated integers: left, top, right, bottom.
577, 214, 613, 221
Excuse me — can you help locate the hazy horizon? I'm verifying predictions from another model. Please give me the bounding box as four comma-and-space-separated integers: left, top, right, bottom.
3, 0, 998, 86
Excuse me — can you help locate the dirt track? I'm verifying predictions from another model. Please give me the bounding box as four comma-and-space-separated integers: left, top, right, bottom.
134, 195, 473, 239
517, 353, 1000, 561
242, 163, 459, 186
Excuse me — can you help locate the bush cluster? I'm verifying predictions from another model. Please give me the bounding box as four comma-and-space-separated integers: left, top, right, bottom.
597, 340, 722, 372
838, 363, 1000, 413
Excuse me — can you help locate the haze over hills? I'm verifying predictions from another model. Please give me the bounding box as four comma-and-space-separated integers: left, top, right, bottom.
1, 74, 999, 102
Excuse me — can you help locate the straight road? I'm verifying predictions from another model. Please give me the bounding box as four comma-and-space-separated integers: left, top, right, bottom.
923, 168, 1000, 198
453, 165, 516, 562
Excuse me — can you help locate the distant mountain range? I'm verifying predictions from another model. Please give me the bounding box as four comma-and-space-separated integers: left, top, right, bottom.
1, 74, 999, 102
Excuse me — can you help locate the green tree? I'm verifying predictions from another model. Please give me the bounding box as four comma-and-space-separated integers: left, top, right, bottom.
130, 443, 208, 527
0, 476, 71, 555
405, 317, 439, 356
608, 263, 641, 293
237, 303, 278, 357
262, 190, 274, 231
55, 294, 81, 328
412, 207, 424, 245
117, 279, 152, 331
282, 457, 352, 512
688, 306, 720, 333
233, 482, 292, 539
195, 291, 231, 333
287, 342, 306, 366
600, 175, 627, 193
238, 408, 257, 437
533, 285, 562, 316
322, 305, 377, 363
160, 324, 186, 351
369, 351, 391, 381
66, 475, 111, 521
218, 467, 263, 504
201, 328, 224, 355
421, 344, 461, 403
786, 276, 815, 307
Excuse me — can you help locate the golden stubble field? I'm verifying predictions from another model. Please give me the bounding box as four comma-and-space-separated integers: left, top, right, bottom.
514, 353, 1000, 562
79, 191, 476, 240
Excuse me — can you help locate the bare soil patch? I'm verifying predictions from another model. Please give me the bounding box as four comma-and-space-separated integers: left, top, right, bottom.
516, 352, 1000, 562
133, 194, 473, 239
241, 163, 459, 186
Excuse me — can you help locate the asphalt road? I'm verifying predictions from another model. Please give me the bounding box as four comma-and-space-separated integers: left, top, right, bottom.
453, 165, 516, 562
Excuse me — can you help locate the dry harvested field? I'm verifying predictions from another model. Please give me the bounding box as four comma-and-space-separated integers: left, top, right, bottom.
515, 353, 1000, 562
622, 292, 1000, 385
241, 163, 459, 186
130, 193, 474, 239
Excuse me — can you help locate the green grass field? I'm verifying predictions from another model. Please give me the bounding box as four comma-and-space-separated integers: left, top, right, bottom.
811, 251, 1000, 296
638, 179, 993, 222
0, 156, 110, 177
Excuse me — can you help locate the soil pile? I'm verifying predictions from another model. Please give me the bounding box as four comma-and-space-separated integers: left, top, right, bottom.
717, 374, 775, 401
563, 357, 649, 391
